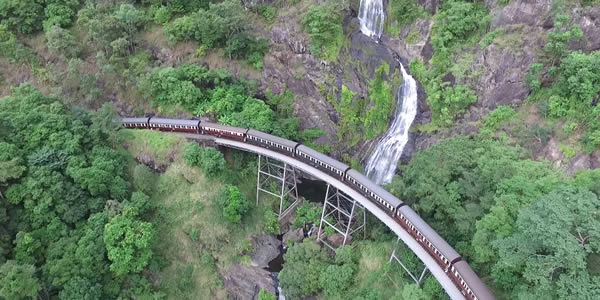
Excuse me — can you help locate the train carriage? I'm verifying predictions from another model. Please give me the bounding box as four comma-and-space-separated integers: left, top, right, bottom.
451, 261, 495, 300
149, 118, 200, 133
201, 122, 248, 141
345, 169, 403, 213
296, 145, 349, 180
396, 206, 461, 270
123, 117, 150, 129
246, 129, 298, 156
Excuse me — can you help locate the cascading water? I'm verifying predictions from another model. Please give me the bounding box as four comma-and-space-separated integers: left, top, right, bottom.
358, 0, 385, 38
364, 63, 418, 184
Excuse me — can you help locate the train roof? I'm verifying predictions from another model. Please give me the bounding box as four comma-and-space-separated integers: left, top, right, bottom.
123, 117, 149, 124
398, 206, 461, 262
247, 129, 298, 149
453, 261, 496, 300
296, 144, 349, 171
345, 169, 403, 208
149, 118, 200, 126
201, 122, 248, 133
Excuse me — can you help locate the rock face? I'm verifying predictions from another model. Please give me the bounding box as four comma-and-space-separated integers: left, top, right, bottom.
224, 263, 277, 300
250, 234, 281, 269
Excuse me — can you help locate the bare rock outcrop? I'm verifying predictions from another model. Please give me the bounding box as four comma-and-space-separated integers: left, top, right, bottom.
224, 263, 276, 300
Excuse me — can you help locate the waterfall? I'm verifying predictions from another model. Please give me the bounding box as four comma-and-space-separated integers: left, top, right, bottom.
365, 63, 418, 184
358, 0, 385, 38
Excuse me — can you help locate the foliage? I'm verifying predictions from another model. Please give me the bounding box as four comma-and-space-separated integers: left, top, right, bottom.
387, 0, 427, 35
337, 85, 362, 142
0, 260, 40, 299
481, 105, 516, 133
0, 25, 40, 65
0, 85, 156, 297
293, 202, 321, 229
364, 63, 396, 139
410, 0, 489, 126
263, 209, 280, 235
217, 185, 249, 224
301, 1, 344, 61
493, 186, 600, 299
184, 143, 226, 176
279, 241, 329, 298
258, 289, 276, 300
258, 4, 277, 24
104, 194, 155, 276
143, 65, 303, 140
46, 25, 80, 58
163, 0, 267, 68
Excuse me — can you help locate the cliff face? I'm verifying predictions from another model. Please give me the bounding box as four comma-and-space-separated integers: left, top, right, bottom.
251, 0, 600, 172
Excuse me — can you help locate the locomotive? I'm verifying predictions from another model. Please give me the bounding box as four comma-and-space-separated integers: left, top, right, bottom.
122, 117, 494, 300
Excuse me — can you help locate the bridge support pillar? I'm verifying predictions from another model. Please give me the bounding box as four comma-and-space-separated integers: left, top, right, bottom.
389, 237, 429, 286
316, 184, 366, 250
256, 154, 300, 220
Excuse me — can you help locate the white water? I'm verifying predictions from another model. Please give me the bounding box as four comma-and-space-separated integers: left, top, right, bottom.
365, 63, 418, 184
358, 0, 385, 38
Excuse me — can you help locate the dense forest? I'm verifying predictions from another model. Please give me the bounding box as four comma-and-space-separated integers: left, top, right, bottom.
1, 0, 600, 299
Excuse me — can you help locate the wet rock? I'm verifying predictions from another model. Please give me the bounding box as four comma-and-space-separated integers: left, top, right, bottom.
283, 228, 304, 247
224, 263, 276, 300
250, 234, 281, 269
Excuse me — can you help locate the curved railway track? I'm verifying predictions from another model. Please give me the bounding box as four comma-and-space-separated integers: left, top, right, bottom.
122, 116, 495, 300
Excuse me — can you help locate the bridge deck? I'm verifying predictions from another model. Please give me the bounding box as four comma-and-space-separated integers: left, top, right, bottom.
202, 136, 466, 300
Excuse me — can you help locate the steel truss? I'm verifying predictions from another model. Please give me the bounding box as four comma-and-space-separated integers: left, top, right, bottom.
256, 154, 300, 219
389, 237, 429, 285
317, 184, 366, 250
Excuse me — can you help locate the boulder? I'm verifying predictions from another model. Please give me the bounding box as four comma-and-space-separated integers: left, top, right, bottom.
283, 228, 304, 247
224, 263, 276, 300
250, 234, 281, 269
326, 233, 352, 248
567, 154, 591, 176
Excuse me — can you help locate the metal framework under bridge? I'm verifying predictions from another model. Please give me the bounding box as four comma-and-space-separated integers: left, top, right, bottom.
182, 133, 467, 299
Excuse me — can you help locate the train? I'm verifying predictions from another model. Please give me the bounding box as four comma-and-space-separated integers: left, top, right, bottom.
122, 117, 495, 300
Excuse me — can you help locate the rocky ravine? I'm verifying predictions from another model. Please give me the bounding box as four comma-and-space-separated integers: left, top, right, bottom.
259, 0, 600, 171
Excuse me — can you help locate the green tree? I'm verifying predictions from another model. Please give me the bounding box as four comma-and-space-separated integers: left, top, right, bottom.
0, 260, 40, 300
301, 1, 344, 60
279, 241, 329, 298
58, 276, 102, 300
217, 185, 249, 224
0, 142, 26, 183
103, 213, 155, 276
493, 186, 600, 298
184, 144, 226, 176
45, 25, 80, 58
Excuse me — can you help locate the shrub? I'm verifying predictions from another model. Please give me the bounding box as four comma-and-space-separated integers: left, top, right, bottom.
46, 26, 79, 58
258, 289, 276, 300
217, 185, 249, 224
152, 6, 171, 24
264, 209, 280, 235
164, 15, 196, 43
133, 164, 155, 195
364, 63, 395, 139
387, 0, 426, 34
184, 144, 226, 176
258, 5, 277, 24
301, 2, 343, 60
482, 105, 515, 131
